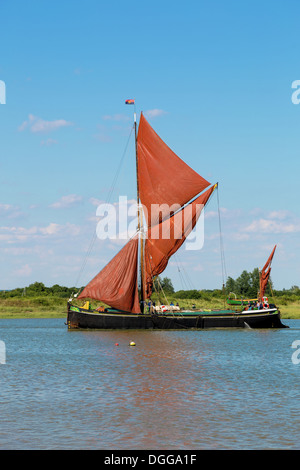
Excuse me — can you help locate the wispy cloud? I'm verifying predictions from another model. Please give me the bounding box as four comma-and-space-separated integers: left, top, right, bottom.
89, 197, 105, 206
205, 207, 242, 220
14, 264, 32, 277
102, 114, 130, 122
243, 218, 300, 234
41, 138, 58, 146
144, 109, 167, 119
238, 209, 300, 235
19, 114, 73, 134
93, 124, 112, 143
0, 203, 24, 219
0, 223, 81, 243
267, 210, 292, 220
49, 194, 82, 209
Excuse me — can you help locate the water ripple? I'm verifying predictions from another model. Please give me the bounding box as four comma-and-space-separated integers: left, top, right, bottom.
0, 319, 299, 449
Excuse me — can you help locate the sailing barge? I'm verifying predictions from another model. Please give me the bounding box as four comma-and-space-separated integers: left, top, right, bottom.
67, 304, 285, 330
67, 108, 286, 330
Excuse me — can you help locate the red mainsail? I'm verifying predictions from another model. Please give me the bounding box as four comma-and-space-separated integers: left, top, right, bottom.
259, 245, 277, 299
78, 236, 141, 313
143, 185, 217, 297
137, 113, 211, 228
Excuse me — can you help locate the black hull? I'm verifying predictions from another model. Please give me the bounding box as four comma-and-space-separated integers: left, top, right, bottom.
67, 304, 287, 330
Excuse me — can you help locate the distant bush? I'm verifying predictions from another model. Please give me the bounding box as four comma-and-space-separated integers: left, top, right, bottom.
0, 282, 80, 299
175, 290, 202, 299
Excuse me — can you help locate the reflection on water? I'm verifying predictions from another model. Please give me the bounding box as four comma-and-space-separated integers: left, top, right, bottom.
0, 319, 300, 449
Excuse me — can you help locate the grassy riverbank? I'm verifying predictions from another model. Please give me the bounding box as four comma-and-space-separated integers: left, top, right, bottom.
0, 295, 299, 319
0, 297, 67, 319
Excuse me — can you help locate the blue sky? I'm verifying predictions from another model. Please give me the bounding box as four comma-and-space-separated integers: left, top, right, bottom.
0, 0, 300, 291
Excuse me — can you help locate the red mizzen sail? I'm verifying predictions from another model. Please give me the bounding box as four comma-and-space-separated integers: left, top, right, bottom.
78, 236, 141, 313
137, 113, 211, 228
259, 245, 277, 299
144, 185, 217, 297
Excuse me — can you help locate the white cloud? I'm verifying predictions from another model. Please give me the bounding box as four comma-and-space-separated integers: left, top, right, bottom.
0, 203, 24, 219
240, 209, 300, 234
49, 194, 82, 209
267, 210, 291, 220
220, 207, 243, 219
0, 223, 81, 243
19, 114, 73, 134
39, 223, 61, 235
4, 246, 54, 257
144, 109, 167, 119
89, 197, 104, 206
203, 207, 242, 220
0, 203, 13, 213
14, 264, 32, 277
243, 218, 300, 234
205, 210, 218, 219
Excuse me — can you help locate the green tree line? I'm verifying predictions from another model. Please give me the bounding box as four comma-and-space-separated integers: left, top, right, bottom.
0, 282, 78, 298
1, 274, 300, 302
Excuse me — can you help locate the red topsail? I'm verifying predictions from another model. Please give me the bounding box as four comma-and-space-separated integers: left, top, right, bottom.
137, 113, 211, 228
259, 245, 277, 299
144, 185, 217, 298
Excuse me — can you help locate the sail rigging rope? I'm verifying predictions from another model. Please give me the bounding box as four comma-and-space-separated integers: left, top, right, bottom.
174, 253, 195, 290
156, 276, 169, 305
74, 124, 135, 290
217, 186, 227, 289
173, 187, 224, 292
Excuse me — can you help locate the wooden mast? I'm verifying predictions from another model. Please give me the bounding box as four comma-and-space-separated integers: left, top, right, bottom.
134, 110, 145, 309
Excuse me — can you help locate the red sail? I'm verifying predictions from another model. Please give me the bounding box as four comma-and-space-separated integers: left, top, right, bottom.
137, 113, 210, 227
259, 245, 277, 299
144, 185, 217, 297
78, 237, 141, 313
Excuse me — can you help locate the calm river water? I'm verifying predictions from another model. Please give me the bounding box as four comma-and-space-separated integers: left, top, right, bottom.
0, 318, 299, 450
